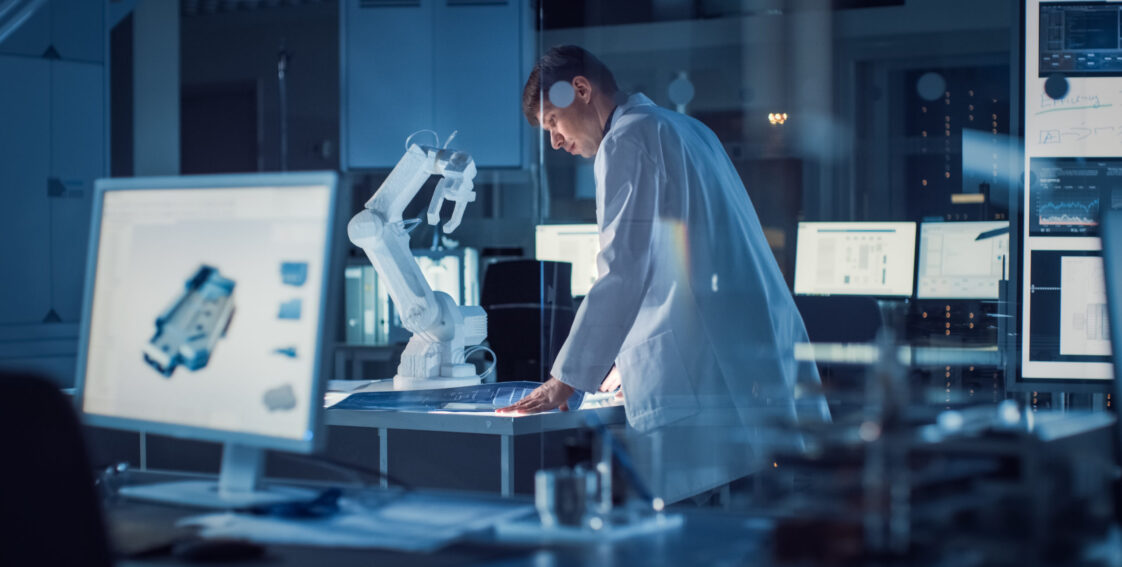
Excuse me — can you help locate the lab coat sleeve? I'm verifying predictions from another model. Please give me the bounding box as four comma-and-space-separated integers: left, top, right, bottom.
551, 139, 662, 392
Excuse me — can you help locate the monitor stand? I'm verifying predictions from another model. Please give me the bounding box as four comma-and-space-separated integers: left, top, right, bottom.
119, 443, 316, 509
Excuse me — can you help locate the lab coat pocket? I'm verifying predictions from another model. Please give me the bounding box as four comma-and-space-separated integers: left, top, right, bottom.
616, 330, 700, 433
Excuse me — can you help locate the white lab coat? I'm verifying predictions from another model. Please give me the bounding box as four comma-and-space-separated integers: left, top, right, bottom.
551, 93, 828, 503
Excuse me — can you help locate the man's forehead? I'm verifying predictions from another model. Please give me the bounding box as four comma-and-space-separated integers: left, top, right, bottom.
531, 101, 554, 129
538, 101, 557, 124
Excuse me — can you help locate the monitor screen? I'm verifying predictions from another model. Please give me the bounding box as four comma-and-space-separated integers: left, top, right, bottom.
794, 222, 917, 297
76, 172, 338, 453
1039, 2, 1122, 77
535, 224, 600, 296
916, 221, 1009, 299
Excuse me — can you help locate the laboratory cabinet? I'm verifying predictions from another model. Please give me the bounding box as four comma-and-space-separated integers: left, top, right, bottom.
0, 0, 105, 63
0, 55, 103, 326
0, 55, 104, 386
341, 0, 527, 169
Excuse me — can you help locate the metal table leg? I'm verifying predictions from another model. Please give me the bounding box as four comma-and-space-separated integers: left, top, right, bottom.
334, 350, 346, 381
500, 434, 513, 496
379, 427, 389, 489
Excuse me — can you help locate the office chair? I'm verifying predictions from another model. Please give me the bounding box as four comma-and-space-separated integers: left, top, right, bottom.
0, 370, 113, 567
481, 260, 576, 382
793, 295, 882, 344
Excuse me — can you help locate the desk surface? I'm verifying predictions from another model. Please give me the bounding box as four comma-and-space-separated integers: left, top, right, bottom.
112, 495, 767, 567
326, 405, 626, 435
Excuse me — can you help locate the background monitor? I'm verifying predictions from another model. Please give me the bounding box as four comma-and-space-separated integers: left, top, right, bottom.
916, 221, 1009, 299
794, 222, 917, 297
75, 172, 340, 508
534, 224, 600, 297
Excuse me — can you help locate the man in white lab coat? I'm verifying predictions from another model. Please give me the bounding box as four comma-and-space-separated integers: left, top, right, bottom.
498, 46, 828, 503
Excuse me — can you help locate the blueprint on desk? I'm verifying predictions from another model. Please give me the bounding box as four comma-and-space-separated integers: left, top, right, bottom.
181, 491, 535, 552
328, 381, 584, 412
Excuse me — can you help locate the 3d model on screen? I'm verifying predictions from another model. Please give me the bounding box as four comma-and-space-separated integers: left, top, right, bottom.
277, 299, 302, 320
262, 383, 297, 412
143, 265, 236, 377
280, 262, 308, 287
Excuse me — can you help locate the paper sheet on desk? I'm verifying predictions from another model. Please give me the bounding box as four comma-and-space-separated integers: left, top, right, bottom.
328, 381, 584, 412
179, 493, 534, 552
327, 379, 376, 393
324, 391, 351, 408
324, 379, 386, 408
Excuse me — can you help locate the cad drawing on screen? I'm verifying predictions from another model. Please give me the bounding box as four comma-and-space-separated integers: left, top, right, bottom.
143, 265, 236, 378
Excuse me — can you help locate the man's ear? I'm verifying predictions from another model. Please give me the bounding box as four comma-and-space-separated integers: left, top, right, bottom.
572, 76, 593, 103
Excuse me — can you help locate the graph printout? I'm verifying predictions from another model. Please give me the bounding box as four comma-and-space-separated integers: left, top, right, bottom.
1059, 256, 1112, 357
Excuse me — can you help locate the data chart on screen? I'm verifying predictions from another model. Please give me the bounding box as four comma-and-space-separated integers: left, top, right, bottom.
1029, 157, 1122, 236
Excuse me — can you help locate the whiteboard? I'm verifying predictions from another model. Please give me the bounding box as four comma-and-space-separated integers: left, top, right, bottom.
1022, 0, 1119, 381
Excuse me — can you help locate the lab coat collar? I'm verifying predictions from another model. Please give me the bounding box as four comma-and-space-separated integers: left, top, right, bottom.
617, 92, 655, 117
602, 105, 618, 137
604, 92, 654, 138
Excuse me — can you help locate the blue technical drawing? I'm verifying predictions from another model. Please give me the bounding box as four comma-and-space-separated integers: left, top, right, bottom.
273, 346, 298, 358
143, 265, 236, 377
278, 298, 302, 320
281, 261, 308, 286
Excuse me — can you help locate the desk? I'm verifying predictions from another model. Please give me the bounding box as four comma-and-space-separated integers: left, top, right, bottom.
110, 488, 768, 567
325, 405, 626, 496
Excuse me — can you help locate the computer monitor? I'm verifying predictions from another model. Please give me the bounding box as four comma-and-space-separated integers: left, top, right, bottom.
75, 172, 340, 508
794, 222, 917, 297
916, 221, 1009, 299
535, 224, 600, 296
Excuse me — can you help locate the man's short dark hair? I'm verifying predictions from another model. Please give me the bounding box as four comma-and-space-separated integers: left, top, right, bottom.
522, 45, 619, 127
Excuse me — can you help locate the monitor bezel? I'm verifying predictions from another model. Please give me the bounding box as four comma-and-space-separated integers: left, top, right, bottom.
74, 171, 341, 455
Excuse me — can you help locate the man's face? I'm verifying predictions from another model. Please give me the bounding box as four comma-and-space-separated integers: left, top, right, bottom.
539, 81, 603, 159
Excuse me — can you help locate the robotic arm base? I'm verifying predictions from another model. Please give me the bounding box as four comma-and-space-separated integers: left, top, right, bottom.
393, 374, 481, 391
391, 293, 487, 391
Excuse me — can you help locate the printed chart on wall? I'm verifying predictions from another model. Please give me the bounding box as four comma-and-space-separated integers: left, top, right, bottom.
1024, 1, 1120, 382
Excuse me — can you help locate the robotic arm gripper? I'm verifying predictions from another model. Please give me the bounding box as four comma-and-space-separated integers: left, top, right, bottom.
347, 143, 487, 390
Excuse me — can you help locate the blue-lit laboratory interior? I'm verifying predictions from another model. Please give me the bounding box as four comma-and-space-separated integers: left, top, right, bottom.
4, 1, 1122, 565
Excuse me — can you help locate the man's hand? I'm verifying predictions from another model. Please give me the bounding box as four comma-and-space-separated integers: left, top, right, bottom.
496, 377, 575, 415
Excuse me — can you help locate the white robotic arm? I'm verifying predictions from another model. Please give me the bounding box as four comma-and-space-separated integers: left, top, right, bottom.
347, 143, 487, 390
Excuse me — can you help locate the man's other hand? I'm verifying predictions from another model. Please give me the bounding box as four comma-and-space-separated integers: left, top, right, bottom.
599, 365, 621, 392
496, 377, 575, 415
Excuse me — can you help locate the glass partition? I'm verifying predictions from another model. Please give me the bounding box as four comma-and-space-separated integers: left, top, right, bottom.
523, 5, 1113, 550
